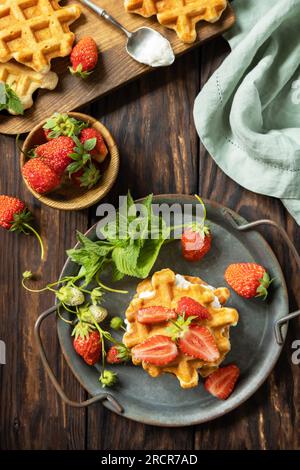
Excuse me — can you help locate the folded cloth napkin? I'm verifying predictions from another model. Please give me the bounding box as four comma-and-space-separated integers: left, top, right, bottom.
194, 0, 300, 224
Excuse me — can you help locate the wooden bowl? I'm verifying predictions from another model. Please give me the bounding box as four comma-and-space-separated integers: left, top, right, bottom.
20, 112, 119, 211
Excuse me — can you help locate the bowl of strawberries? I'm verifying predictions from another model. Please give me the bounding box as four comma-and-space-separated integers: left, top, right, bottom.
20, 112, 119, 210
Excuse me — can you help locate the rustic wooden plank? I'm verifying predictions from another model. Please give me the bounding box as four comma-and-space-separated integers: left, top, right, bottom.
86, 50, 200, 449
0, 133, 88, 449
0, 1, 235, 135
196, 36, 300, 450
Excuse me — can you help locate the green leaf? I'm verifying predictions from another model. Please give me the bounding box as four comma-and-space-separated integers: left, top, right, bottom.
111, 264, 125, 282
0, 83, 23, 115
134, 237, 166, 279
6, 85, 24, 115
111, 241, 140, 277
83, 137, 96, 151
0, 82, 6, 105
67, 161, 82, 175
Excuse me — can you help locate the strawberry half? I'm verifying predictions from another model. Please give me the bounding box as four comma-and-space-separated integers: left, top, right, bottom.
137, 306, 177, 324
132, 335, 178, 366
178, 325, 220, 362
204, 364, 240, 400
176, 297, 211, 320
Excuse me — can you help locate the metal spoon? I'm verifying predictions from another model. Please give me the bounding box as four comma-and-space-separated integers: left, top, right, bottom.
79, 0, 175, 67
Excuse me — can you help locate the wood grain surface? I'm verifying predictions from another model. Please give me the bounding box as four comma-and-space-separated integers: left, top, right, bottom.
0, 35, 300, 450
0, 0, 235, 135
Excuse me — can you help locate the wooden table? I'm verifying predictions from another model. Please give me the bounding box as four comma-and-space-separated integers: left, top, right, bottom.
0, 37, 299, 451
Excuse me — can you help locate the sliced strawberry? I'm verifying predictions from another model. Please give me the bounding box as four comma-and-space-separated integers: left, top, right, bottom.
204, 364, 240, 400
178, 325, 219, 361
176, 297, 211, 320
132, 335, 178, 366
137, 306, 177, 324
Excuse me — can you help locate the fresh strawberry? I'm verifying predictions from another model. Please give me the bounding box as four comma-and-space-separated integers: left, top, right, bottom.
22, 158, 61, 194
73, 330, 101, 366
107, 344, 131, 364
182, 227, 212, 261
35, 136, 75, 176
176, 297, 211, 320
69, 37, 98, 78
182, 196, 212, 261
137, 306, 177, 324
132, 335, 178, 366
224, 263, 271, 299
0, 196, 26, 230
0, 195, 45, 260
80, 127, 108, 163
178, 325, 220, 362
204, 364, 240, 400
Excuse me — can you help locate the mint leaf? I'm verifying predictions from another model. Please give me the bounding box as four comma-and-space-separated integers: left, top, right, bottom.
0, 83, 23, 115
134, 237, 166, 279
0, 82, 6, 108
111, 241, 140, 277
6, 85, 23, 115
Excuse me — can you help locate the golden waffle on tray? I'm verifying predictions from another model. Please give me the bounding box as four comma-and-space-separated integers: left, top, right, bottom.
0, 0, 81, 73
124, 0, 228, 43
123, 268, 239, 388
0, 61, 58, 113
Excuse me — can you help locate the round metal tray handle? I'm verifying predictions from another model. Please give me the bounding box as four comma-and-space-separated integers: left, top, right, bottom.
34, 305, 123, 413
223, 212, 300, 345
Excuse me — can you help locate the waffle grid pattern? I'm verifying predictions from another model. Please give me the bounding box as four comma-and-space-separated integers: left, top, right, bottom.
124, 0, 228, 43
0, 0, 81, 72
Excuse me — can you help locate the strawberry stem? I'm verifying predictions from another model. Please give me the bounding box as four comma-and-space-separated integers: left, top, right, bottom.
194, 195, 207, 227
96, 273, 128, 294
23, 223, 45, 261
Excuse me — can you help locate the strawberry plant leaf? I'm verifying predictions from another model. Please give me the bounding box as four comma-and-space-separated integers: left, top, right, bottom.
83, 137, 96, 151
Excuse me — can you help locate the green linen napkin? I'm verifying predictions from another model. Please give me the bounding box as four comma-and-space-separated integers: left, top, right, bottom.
194, 0, 300, 224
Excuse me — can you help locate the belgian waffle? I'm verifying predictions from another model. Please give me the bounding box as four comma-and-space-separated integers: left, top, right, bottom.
123, 268, 239, 388
0, 0, 81, 73
124, 0, 228, 43
0, 61, 58, 114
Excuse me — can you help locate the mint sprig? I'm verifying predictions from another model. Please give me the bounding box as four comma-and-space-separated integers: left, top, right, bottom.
66, 192, 170, 285
0, 82, 24, 115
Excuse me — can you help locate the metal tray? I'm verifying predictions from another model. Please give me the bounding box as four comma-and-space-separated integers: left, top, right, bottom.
35, 196, 300, 426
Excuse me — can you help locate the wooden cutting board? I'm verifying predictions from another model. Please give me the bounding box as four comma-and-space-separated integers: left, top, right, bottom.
0, 1, 235, 135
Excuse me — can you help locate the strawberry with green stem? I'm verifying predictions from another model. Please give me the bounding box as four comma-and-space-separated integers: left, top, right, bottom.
107, 344, 131, 364
0, 195, 44, 260
224, 263, 272, 300
43, 113, 88, 139
181, 195, 212, 261
80, 127, 108, 163
69, 37, 98, 79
